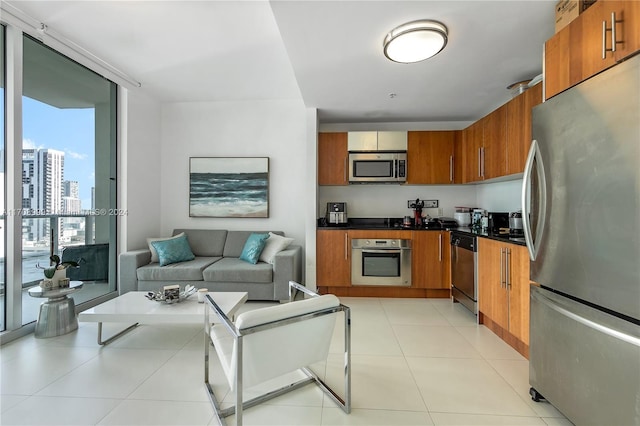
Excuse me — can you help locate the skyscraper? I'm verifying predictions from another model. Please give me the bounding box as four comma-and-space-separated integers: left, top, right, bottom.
22, 148, 64, 243
62, 180, 81, 213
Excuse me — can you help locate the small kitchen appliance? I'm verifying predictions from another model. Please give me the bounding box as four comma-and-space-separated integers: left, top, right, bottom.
509, 211, 523, 236
326, 202, 348, 225
488, 212, 510, 234
453, 207, 472, 227
348, 151, 407, 184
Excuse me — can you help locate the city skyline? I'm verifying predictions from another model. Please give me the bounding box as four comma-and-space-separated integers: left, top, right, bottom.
23, 95, 95, 211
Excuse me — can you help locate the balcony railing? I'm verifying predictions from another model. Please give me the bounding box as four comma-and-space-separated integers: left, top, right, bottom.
1, 212, 98, 287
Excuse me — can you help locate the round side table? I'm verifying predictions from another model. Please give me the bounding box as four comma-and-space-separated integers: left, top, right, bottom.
28, 281, 83, 338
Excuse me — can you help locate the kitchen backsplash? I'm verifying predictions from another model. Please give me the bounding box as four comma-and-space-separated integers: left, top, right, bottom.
318, 179, 523, 218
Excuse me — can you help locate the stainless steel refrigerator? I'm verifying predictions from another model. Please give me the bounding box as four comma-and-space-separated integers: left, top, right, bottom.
523, 54, 640, 425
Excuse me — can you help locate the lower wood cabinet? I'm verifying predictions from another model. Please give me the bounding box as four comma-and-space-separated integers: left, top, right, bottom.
316, 230, 350, 287
478, 238, 530, 358
411, 231, 450, 289
316, 230, 450, 298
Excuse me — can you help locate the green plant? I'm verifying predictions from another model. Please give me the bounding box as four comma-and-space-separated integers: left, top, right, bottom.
38, 254, 79, 278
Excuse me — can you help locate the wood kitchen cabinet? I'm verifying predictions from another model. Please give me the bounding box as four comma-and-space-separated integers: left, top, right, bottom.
407, 131, 456, 184
461, 119, 484, 183
478, 238, 531, 358
318, 132, 348, 185
482, 104, 507, 180
411, 231, 450, 289
316, 230, 350, 287
545, 1, 640, 100
453, 131, 464, 183
506, 82, 543, 175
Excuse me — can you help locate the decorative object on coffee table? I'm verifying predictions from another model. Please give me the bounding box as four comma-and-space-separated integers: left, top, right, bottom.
189, 157, 269, 218
145, 284, 197, 303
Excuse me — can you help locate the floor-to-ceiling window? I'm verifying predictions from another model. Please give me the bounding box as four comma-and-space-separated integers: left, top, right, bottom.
18, 35, 117, 326
0, 24, 118, 338
0, 26, 6, 332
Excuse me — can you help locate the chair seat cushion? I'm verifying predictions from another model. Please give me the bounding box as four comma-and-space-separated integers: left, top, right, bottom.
137, 257, 220, 281
203, 257, 272, 283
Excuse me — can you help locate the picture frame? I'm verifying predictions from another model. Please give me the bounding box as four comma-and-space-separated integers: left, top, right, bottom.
189, 157, 269, 218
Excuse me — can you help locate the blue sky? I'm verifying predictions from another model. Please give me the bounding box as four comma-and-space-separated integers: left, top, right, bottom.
23, 96, 95, 210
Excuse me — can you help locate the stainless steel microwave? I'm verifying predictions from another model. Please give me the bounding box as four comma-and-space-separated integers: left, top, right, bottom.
348, 151, 407, 183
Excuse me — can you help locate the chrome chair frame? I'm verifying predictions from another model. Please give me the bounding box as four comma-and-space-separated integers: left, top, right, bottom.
204, 281, 351, 426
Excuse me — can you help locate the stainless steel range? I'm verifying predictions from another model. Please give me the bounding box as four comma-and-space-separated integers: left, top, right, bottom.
351, 239, 411, 286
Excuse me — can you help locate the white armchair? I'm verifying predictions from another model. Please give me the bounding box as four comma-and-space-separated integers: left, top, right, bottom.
204, 281, 351, 426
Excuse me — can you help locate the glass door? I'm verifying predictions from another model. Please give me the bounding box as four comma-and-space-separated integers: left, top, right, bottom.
19, 35, 117, 326
0, 26, 5, 331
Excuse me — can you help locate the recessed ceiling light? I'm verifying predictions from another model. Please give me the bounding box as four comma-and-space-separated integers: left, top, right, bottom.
383, 20, 448, 64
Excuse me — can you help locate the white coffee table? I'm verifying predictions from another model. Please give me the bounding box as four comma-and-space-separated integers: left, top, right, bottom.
79, 291, 248, 345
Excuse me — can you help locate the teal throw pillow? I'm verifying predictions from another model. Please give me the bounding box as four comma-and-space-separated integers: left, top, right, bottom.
239, 233, 270, 264
150, 233, 195, 266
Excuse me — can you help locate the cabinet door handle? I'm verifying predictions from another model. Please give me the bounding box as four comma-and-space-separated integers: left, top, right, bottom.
506, 248, 511, 289
611, 12, 617, 53
603, 12, 624, 59
481, 147, 485, 177
344, 233, 348, 260
478, 148, 482, 177
603, 19, 608, 59
449, 155, 454, 182
500, 248, 505, 288
344, 158, 347, 183
438, 234, 442, 262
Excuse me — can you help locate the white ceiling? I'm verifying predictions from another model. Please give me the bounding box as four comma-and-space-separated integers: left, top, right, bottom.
5, 0, 556, 124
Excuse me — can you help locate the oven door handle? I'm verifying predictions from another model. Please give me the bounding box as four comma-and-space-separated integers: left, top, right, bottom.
361, 249, 403, 254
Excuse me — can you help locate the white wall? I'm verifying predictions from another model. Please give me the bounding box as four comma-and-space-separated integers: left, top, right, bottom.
159, 99, 308, 245
476, 179, 523, 213
122, 89, 162, 251
319, 185, 478, 219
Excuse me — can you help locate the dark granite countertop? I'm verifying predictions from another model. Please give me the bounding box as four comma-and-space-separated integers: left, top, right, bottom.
317, 217, 526, 246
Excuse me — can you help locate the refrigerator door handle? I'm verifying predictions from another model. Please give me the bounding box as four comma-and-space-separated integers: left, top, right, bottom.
533, 288, 640, 347
522, 139, 547, 261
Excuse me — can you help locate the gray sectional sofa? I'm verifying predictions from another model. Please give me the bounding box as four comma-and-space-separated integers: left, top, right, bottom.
119, 229, 302, 302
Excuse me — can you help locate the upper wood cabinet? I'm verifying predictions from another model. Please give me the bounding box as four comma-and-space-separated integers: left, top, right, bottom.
407, 131, 456, 184
483, 104, 507, 180
411, 231, 450, 289
318, 132, 348, 185
506, 83, 543, 175
461, 119, 484, 183
545, 1, 640, 99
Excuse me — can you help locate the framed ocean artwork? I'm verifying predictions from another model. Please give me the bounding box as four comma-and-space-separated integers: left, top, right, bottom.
189, 157, 269, 218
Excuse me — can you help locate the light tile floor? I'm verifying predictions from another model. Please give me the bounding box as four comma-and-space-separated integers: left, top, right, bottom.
0, 297, 572, 426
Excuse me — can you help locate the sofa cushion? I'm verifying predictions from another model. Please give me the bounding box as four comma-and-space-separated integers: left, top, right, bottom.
239, 233, 269, 264
259, 232, 294, 264
137, 257, 220, 281
147, 232, 184, 263
173, 229, 227, 257
203, 257, 273, 283
223, 231, 284, 258
150, 234, 196, 266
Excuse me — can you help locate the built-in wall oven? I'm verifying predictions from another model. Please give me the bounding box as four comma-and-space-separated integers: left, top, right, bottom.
450, 231, 478, 315
351, 239, 411, 286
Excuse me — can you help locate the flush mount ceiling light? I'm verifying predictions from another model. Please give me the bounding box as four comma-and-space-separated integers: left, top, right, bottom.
383, 20, 448, 63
